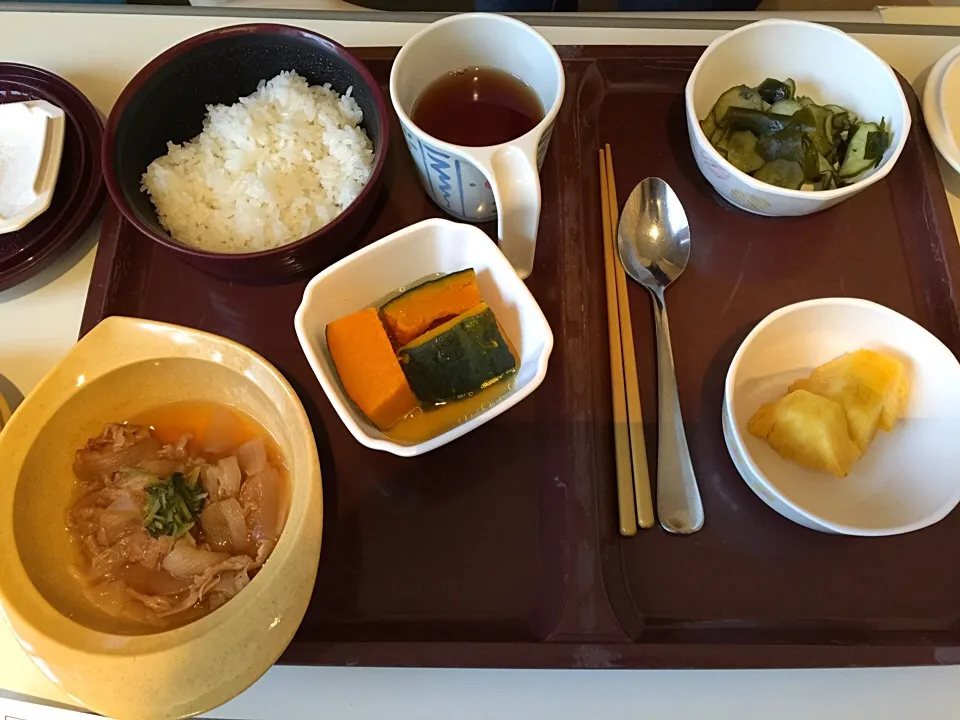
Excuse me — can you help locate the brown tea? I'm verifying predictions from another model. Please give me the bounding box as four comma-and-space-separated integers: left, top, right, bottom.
412, 67, 544, 147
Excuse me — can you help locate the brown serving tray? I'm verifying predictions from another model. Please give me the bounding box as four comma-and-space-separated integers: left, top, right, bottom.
80, 46, 960, 669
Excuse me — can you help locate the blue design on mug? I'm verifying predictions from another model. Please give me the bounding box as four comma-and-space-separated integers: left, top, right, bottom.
454, 160, 466, 217
399, 119, 500, 224
423, 144, 454, 210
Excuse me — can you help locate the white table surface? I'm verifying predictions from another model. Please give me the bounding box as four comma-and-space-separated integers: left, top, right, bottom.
4, 9, 960, 719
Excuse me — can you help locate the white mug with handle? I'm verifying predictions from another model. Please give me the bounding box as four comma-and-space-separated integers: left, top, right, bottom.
389, 13, 565, 280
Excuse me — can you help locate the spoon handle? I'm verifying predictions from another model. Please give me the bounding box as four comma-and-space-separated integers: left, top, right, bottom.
651, 290, 704, 534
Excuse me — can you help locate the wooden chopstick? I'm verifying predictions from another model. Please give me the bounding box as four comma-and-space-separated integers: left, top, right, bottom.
603, 145, 655, 530
599, 150, 637, 537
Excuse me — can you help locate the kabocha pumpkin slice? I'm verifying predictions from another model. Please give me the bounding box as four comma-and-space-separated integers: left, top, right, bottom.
398, 302, 517, 405
380, 269, 482, 347
326, 308, 418, 430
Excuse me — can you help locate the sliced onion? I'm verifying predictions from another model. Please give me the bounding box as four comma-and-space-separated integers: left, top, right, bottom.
157, 587, 201, 617
90, 547, 124, 580
201, 464, 222, 501
156, 555, 252, 617
239, 465, 282, 545
200, 498, 249, 554
136, 458, 181, 478
111, 469, 158, 493
218, 456, 242, 499
215, 568, 250, 597
237, 437, 268, 476
98, 493, 142, 544
121, 563, 193, 596
202, 456, 242, 501
162, 542, 230, 580
202, 407, 244, 454
208, 568, 251, 609
73, 434, 161, 482
125, 587, 173, 614
82, 580, 129, 618
100, 510, 141, 545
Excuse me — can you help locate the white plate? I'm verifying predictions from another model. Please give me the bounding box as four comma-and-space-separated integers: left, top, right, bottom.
922, 44, 960, 176
0, 100, 65, 235
724, 298, 960, 536
294, 218, 554, 457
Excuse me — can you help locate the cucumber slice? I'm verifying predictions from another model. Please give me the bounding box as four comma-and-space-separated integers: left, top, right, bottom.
713, 85, 765, 122
756, 129, 820, 180
756, 128, 802, 162
724, 130, 765, 174
754, 159, 804, 190
720, 107, 798, 136
700, 112, 717, 139
813, 156, 840, 190
768, 99, 803, 117
831, 112, 855, 135
838, 121, 888, 178
705, 78, 890, 192
804, 105, 836, 157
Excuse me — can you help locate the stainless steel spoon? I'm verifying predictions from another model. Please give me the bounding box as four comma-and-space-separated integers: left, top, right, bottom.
617, 177, 704, 535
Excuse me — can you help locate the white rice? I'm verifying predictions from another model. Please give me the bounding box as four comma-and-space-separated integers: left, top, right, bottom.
141, 71, 374, 253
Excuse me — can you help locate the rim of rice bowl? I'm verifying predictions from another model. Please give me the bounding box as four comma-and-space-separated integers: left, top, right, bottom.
102, 24, 389, 260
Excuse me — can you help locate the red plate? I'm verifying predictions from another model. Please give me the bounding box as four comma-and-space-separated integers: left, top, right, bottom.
0, 63, 104, 292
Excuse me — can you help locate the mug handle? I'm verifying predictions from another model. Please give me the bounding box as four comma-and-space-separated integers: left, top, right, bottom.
470, 140, 541, 280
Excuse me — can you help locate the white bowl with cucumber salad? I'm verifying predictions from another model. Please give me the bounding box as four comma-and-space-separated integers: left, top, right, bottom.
685, 19, 910, 217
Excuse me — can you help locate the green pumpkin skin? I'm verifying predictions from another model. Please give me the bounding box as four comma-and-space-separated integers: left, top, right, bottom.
398, 303, 517, 405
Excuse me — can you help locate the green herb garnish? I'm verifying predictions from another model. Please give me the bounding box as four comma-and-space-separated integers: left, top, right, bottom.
143, 471, 207, 538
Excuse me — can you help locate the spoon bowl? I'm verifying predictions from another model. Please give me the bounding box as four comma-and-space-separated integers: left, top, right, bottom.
618, 177, 691, 290
618, 177, 704, 535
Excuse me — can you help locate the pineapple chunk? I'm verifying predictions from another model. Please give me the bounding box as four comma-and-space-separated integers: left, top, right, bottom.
806, 350, 906, 431
893, 373, 909, 428
748, 389, 861, 478
789, 374, 883, 452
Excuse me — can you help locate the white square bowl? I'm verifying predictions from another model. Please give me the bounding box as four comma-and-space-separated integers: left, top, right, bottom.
294, 218, 554, 456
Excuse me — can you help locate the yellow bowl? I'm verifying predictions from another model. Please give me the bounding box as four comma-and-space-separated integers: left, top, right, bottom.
0, 316, 323, 719
0, 392, 10, 429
